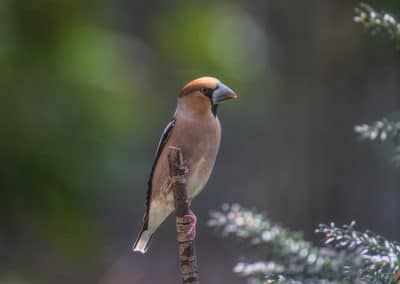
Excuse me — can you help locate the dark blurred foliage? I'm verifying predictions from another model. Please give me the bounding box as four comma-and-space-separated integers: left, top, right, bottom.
1, 0, 400, 283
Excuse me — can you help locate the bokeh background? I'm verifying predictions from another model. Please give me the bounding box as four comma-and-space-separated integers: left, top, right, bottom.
2, 0, 400, 283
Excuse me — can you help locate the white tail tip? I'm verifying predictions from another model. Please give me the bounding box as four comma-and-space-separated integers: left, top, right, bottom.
132, 230, 152, 254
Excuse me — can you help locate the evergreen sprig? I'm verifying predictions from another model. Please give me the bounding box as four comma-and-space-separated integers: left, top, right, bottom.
208, 204, 362, 283
354, 119, 400, 142
208, 204, 400, 284
354, 118, 400, 165
316, 222, 400, 284
354, 3, 400, 47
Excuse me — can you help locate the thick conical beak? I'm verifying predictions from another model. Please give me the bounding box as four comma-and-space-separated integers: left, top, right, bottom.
212, 82, 238, 104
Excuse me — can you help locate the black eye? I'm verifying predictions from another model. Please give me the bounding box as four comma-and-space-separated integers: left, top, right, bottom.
200, 87, 212, 97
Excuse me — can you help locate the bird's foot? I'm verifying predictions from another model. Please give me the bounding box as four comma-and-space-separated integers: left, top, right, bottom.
162, 161, 189, 196
184, 210, 197, 238
161, 179, 172, 195
180, 160, 190, 177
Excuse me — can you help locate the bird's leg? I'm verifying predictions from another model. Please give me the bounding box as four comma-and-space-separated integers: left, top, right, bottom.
184, 209, 197, 238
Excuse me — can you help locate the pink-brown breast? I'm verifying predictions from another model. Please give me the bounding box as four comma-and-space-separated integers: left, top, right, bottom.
151, 115, 221, 208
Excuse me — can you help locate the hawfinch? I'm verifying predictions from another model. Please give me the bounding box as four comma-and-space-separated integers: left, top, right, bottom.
133, 76, 237, 253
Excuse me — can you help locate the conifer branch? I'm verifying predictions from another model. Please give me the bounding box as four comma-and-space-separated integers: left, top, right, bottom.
316, 222, 400, 284
354, 119, 400, 142
208, 204, 400, 284
354, 3, 400, 48
354, 118, 400, 165
208, 204, 362, 283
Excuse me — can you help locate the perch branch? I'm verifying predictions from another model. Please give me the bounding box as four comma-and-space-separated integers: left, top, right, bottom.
167, 146, 199, 284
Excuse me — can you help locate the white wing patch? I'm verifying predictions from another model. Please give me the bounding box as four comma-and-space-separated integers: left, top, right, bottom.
154, 119, 175, 156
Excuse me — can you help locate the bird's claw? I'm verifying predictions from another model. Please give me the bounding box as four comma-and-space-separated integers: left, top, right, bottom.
184, 210, 197, 238
161, 180, 172, 195
180, 160, 190, 177
162, 161, 189, 196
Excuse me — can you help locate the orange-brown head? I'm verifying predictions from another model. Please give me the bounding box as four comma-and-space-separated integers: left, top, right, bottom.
177, 76, 237, 118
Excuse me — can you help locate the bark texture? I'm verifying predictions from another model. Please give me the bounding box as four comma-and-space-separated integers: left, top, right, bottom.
167, 146, 199, 284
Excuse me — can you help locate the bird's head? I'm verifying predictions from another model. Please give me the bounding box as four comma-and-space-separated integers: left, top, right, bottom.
177, 77, 237, 118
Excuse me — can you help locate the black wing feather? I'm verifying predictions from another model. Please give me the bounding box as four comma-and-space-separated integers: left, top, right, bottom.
143, 118, 175, 230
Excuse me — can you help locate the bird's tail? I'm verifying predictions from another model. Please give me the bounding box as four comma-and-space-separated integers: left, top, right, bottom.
132, 228, 153, 254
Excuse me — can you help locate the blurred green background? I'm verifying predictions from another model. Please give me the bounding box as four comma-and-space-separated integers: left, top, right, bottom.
2, 0, 400, 283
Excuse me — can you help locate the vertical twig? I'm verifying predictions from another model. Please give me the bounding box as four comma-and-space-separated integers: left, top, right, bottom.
167, 146, 199, 284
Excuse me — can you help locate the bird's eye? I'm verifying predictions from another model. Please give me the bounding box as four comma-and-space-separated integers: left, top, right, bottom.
200, 87, 212, 97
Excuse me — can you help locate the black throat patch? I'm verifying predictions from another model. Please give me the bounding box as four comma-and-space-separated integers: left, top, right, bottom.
211, 104, 218, 117
204, 88, 218, 117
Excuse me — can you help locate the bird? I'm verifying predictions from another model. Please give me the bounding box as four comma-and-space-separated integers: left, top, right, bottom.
133, 76, 237, 254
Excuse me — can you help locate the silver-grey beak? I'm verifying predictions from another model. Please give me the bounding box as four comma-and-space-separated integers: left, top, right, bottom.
212, 82, 238, 104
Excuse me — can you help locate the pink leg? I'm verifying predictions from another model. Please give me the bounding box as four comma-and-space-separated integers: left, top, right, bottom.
184, 210, 197, 238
